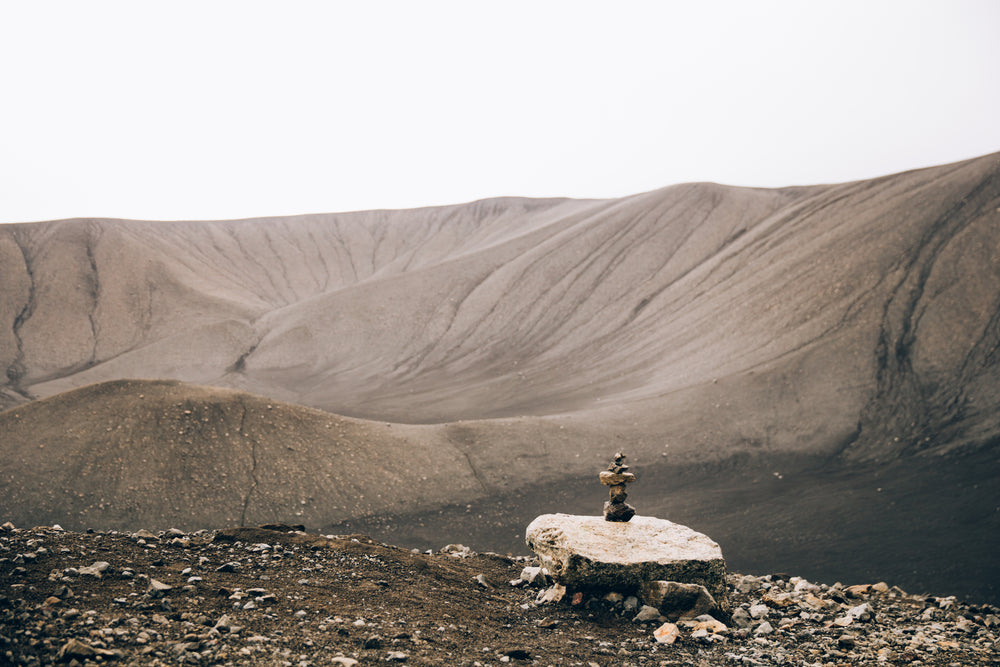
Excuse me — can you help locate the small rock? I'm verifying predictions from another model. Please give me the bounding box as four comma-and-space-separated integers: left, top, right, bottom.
845, 584, 871, 598
216, 561, 241, 573
847, 602, 872, 622
519, 566, 549, 586
731, 607, 752, 629
838, 633, 857, 650
441, 544, 471, 558
754, 621, 774, 635
734, 574, 759, 594
474, 573, 491, 588
955, 617, 977, 633
56, 638, 97, 659
640, 580, 718, 621
763, 590, 796, 607
56, 638, 118, 660
690, 627, 721, 644
800, 591, 835, 611
331, 658, 359, 667
536, 583, 566, 604
503, 648, 531, 660
148, 579, 172, 598
749, 604, 770, 619
653, 622, 680, 644
386, 651, 408, 662
691, 615, 728, 635
791, 577, 819, 594
633, 605, 662, 622
78, 561, 111, 578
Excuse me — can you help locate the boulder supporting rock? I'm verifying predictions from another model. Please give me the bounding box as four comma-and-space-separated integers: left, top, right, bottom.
525, 513, 728, 612
639, 580, 718, 621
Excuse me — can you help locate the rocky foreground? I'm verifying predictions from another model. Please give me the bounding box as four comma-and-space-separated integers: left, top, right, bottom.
1, 523, 998, 667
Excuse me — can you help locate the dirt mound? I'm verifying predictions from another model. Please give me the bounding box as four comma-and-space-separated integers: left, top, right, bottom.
0, 379, 485, 532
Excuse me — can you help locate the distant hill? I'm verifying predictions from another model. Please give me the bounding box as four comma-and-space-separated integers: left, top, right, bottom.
2, 153, 999, 601
0, 379, 468, 530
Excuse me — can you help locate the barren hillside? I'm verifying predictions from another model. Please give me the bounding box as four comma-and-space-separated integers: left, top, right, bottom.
2, 153, 999, 601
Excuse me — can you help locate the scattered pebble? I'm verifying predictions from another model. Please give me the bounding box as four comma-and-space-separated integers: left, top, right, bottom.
0, 525, 995, 666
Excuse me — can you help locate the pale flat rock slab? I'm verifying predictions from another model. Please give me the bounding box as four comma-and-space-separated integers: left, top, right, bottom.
525, 513, 728, 609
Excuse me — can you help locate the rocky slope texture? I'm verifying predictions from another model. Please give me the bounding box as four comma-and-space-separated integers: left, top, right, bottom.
2, 153, 999, 602
1, 523, 998, 666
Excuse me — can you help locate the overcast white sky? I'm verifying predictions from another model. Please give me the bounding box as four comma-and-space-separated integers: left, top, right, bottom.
2, 1, 999, 223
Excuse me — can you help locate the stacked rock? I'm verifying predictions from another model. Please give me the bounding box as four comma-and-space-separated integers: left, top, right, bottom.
600, 451, 636, 522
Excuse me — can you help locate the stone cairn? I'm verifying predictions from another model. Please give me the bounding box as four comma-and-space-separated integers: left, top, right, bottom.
600, 450, 636, 522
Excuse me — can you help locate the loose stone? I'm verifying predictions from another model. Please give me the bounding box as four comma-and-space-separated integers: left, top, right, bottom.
633, 605, 662, 623
653, 622, 680, 644
639, 580, 719, 621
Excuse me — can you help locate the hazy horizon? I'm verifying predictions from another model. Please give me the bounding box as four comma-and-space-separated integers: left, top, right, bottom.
2, 0, 999, 224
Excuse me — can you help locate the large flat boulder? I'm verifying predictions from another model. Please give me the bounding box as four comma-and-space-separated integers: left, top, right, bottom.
525, 513, 728, 610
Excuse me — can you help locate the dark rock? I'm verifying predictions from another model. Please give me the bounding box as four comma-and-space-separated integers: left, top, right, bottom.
602, 501, 636, 522
640, 581, 718, 621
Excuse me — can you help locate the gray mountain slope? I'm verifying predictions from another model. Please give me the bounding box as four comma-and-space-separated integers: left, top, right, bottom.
3, 153, 999, 467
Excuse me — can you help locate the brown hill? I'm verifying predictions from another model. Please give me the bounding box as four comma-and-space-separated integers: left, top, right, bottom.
3, 154, 1000, 464
0, 379, 464, 530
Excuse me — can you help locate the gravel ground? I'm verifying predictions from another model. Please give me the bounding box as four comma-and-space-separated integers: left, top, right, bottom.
1, 522, 998, 666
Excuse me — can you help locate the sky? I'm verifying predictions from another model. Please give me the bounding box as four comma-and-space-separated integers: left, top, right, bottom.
2, 1, 999, 224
